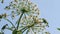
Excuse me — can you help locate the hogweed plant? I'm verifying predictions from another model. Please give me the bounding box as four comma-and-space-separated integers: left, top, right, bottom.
0, 0, 50, 34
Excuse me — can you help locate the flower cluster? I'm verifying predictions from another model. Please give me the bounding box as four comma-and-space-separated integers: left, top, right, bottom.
3, 0, 49, 34
5, 0, 40, 18
20, 16, 49, 34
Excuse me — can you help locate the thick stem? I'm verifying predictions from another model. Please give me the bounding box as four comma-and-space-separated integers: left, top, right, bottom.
17, 12, 24, 29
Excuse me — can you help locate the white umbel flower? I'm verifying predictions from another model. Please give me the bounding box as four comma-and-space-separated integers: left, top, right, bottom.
5, 0, 40, 17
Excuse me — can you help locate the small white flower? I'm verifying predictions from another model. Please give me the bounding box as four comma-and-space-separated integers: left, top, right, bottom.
5, 0, 40, 17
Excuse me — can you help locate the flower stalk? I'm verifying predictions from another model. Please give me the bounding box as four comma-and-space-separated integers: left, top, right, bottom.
4, 18, 15, 28
17, 12, 24, 29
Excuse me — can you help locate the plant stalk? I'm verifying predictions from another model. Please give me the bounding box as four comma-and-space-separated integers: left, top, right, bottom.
4, 18, 15, 28
17, 12, 24, 29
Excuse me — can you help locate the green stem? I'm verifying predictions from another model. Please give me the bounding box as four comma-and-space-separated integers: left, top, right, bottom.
21, 23, 35, 33
5, 28, 13, 31
26, 29, 29, 34
17, 12, 24, 29
27, 23, 35, 28
22, 28, 27, 33
4, 18, 15, 28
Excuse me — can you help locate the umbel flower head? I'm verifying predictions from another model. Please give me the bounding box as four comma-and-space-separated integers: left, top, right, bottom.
19, 16, 49, 34
5, 0, 40, 17
3, 0, 49, 34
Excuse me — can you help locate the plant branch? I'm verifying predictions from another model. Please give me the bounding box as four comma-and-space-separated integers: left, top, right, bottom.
20, 22, 35, 33
26, 29, 29, 34
16, 12, 24, 29
5, 28, 13, 31
4, 18, 15, 28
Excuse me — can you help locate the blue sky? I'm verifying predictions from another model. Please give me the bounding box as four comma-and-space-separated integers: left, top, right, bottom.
0, 0, 60, 34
